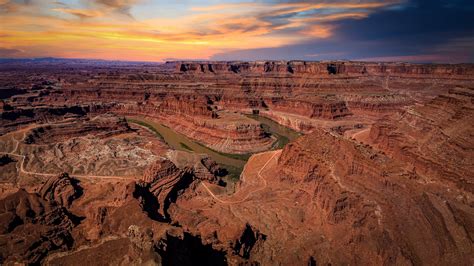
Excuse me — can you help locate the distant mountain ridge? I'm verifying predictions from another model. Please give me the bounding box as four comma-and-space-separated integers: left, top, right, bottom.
0, 57, 163, 65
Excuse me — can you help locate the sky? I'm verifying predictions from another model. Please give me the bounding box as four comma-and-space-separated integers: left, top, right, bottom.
0, 0, 473, 62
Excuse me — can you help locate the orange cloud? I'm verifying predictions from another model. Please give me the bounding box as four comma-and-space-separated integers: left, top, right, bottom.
53, 8, 104, 18
0, 0, 402, 61
300, 25, 333, 38
191, 3, 258, 12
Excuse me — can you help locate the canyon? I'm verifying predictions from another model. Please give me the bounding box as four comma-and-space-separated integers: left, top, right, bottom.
0, 59, 473, 265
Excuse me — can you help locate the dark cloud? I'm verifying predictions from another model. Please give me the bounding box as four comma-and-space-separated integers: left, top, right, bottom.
93, 0, 139, 17
0, 0, 33, 13
212, 0, 474, 62
52, 0, 140, 19
52, 1, 67, 7
333, 0, 473, 46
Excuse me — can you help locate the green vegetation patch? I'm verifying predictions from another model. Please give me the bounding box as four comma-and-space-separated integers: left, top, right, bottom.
221, 164, 243, 182
193, 141, 252, 161
179, 142, 193, 151
128, 117, 252, 182
246, 114, 301, 147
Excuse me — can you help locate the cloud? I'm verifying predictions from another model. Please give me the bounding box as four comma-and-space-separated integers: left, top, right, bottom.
190, 3, 258, 12
0, 0, 409, 61
132, 0, 399, 48
212, 0, 474, 63
300, 25, 333, 38
1, 0, 473, 62
0, 0, 33, 13
356, 54, 457, 62
50, 0, 140, 18
93, 0, 140, 17
53, 8, 103, 18
0, 47, 23, 57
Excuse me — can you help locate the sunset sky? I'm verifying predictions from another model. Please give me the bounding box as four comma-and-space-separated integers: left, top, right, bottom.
0, 0, 473, 62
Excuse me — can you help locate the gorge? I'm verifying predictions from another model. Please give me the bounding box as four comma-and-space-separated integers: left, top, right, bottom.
0, 59, 473, 265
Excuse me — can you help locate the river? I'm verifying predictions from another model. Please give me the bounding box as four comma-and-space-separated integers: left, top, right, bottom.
126, 115, 300, 179
246, 114, 301, 148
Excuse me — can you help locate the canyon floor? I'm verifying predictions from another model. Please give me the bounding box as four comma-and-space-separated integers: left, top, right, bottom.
0, 59, 473, 265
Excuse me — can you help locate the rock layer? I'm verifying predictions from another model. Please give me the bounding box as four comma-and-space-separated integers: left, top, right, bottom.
1, 60, 473, 265
368, 87, 474, 192
0, 173, 81, 264
136, 159, 194, 220
4, 60, 472, 153
174, 61, 474, 76
24, 114, 131, 144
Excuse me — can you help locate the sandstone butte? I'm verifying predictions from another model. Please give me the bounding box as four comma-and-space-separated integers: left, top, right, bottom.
0, 59, 473, 265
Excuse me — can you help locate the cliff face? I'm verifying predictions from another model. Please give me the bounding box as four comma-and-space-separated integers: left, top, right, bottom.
344, 94, 413, 115
166, 124, 473, 264
266, 97, 351, 119
39, 173, 81, 208
368, 87, 474, 192
136, 159, 193, 220
64, 61, 473, 124
0, 105, 90, 135
274, 129, 473, 264
0, 173, 82, 264
114, 102, 275, 154
165, 85, 473, 264
157, 95, 215, 117
174, 61, 474, 76
4, 60, 470, 149
24, 114, 131, 144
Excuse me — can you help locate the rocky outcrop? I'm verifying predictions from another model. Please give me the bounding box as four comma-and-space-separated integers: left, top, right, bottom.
274, 128, 474, 264
344, 93, 413, 115
24, 114, 131, 144
19, 114, 159, 178
173, 61, 474, 76
233, 224, 266, 260
39, 173, 82, 208
368, 87, 474, 192
5, 60, 470, 143
141, 159, 183, 183
0, 154, 14, 166
168, 125, 473, 264
200, 157, 226, 178
136, 159, 194, 220
157, 95, 216, 118
0, 173, 81, 264
0, 104, 91, 135
116, 102, 275, 154
266, 96, 351, 119
127, 225, 162, 264
0, 191, 75, 264
0, 87, 28, 100
156, 231, 227, 266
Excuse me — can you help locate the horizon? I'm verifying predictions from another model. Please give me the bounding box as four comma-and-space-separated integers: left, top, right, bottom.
1, 0, 473, 63
1, 56, 474, 65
